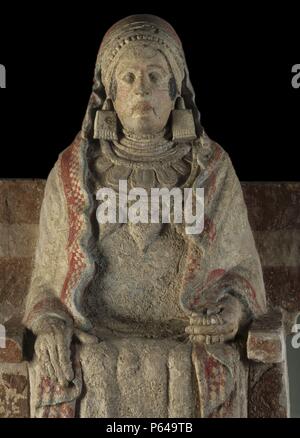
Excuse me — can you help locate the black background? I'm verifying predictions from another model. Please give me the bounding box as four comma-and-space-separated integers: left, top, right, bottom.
0, 2, 299, 180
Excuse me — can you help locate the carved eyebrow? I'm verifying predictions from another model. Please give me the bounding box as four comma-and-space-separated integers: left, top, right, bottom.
117, 64, 168, 76
116, 66, 137, 77
145, 64, 168, 73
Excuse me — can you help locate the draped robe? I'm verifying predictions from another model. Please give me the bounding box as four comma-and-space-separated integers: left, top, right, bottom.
23, 132, 266, 418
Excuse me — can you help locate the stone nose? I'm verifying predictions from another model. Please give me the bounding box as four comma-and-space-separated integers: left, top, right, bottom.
134, 73, 150, 96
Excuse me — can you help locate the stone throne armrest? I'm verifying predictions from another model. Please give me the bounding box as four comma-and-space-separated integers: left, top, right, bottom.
246, 310, 292, 418
0, 318, 30, 418
0, 318, 25, 364
247, 310, 285, 364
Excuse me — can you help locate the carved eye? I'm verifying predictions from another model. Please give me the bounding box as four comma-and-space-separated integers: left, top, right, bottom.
123, 72, 135, 84
149, 72, 160, 83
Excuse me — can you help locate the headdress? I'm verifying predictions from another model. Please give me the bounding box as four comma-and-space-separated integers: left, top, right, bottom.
81, 15, 203, 141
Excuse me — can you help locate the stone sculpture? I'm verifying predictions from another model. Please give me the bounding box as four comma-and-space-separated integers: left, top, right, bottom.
23, 15, 267, 417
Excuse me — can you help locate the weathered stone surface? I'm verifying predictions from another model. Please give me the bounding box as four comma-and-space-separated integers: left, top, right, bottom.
0, 225, 39, 258
0, 320, 24, 363
0, 362, 29, 418
263, 266, 300, 313
0, 65, 298, 420
251, 310, 283, 331
254, 229, 300, 267
283, 310, 300, 334
0, 257, 33, 318
247, 331, 284, 364
0, 175, 298, 418
0, 181, 44, 333
13, 15, 272, 419
0, 339, 23, 364
7, 224, 39, 258
4, 179, 45, 225
0, 181, 9, 223
0, 224, 9, 257
247, 311, 284, 363
0, 185, 298, 295
242, 182, 300, 232
248, 363, 288, 418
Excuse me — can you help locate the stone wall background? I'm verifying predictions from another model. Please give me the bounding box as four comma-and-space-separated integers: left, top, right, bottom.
0, 180, 46, 324
0, 179, 299, 417
0, 180, 45, 417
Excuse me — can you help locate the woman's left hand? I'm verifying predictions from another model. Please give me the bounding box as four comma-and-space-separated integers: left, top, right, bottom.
185, 293, 244, 344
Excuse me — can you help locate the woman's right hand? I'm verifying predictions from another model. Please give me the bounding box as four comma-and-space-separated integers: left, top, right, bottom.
33, 317, 74, 387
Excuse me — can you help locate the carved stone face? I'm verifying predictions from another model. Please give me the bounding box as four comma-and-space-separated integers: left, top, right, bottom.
112, 45, 176, 136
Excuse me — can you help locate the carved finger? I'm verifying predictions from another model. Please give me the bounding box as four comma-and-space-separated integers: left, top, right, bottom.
202, 315, 208, 326
215, 314, 224, 324
211, 335, 221, 344
189, 315, 203, 326
189, 335, 195, 343
205, 335, 212, 344
209, 315, 219, 325
185, 322, 235, 336
42, 348, 56, 380
185, 325, 210, 335
45, 338, 67, 387
185, 325, 215, 335
34, 337, 44, 361
208, 314, 217, 325
56, 333, 74, 383
189, 334, 206, 344
35, 339, 55, 377
191, 313, 222, 326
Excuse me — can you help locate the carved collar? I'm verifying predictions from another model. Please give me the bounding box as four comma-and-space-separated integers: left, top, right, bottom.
93, 139, 198, 191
